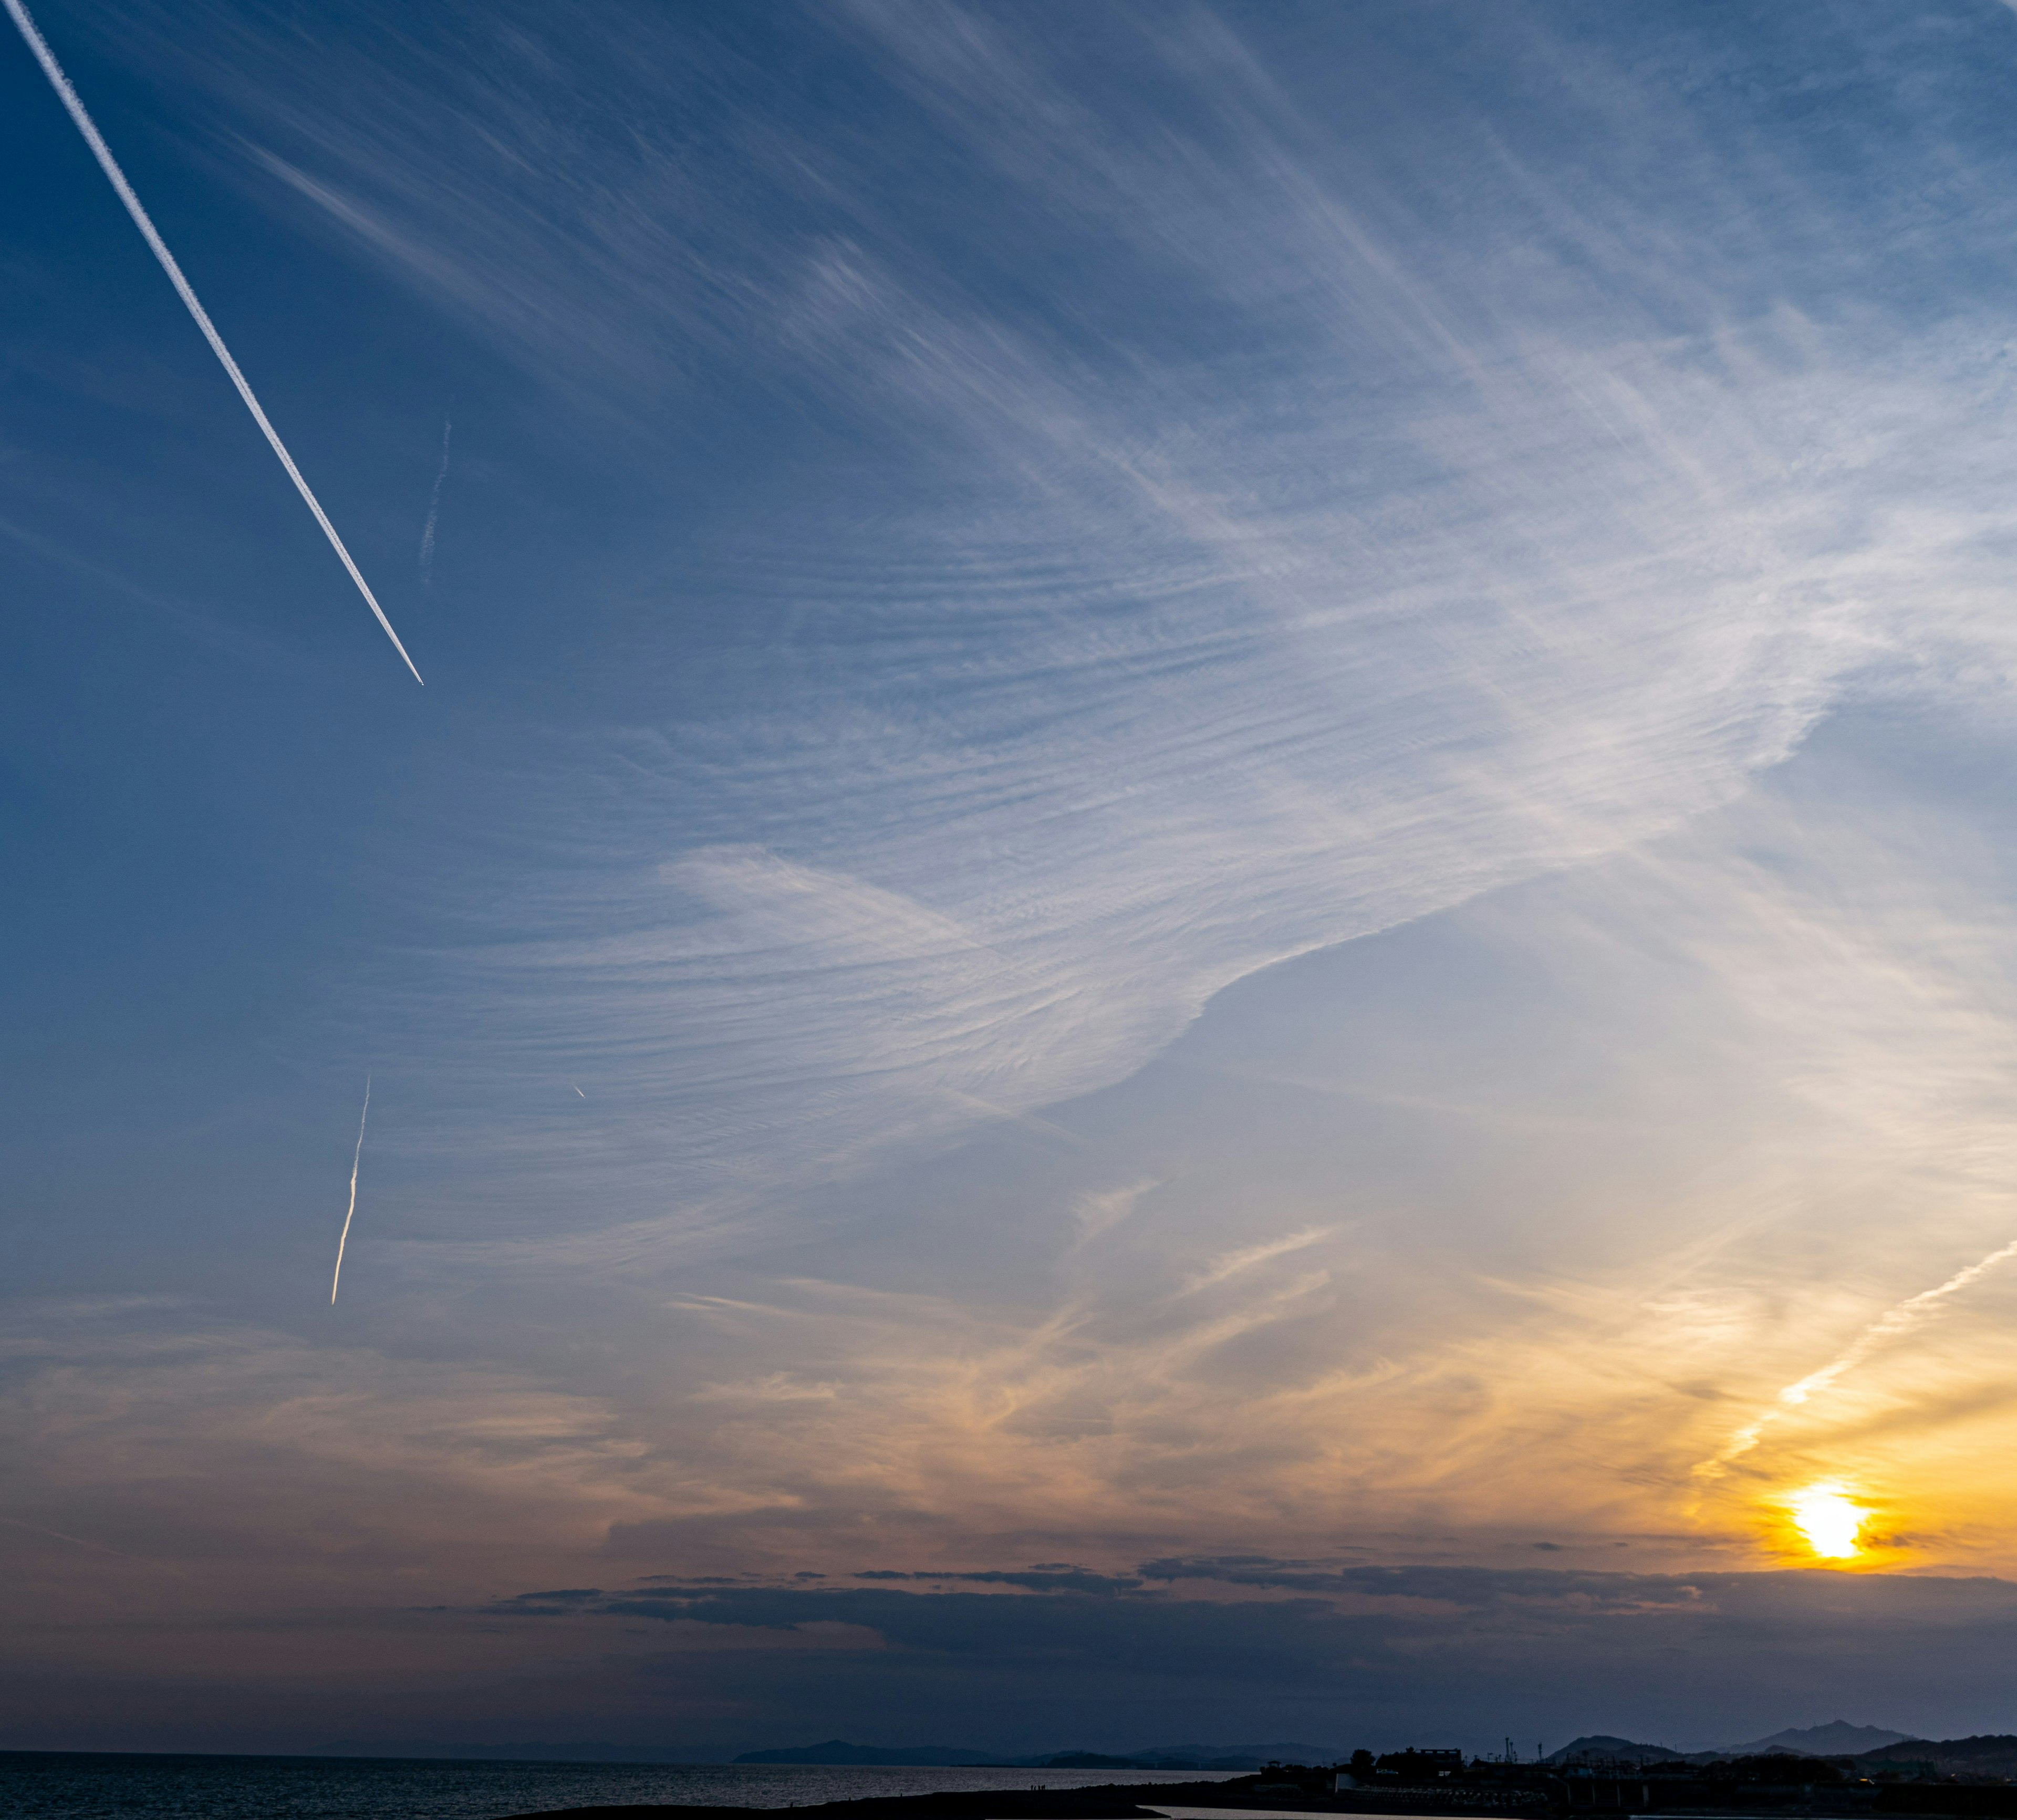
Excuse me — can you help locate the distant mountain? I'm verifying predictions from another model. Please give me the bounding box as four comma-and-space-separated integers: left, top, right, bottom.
1123, 1742, 1345, 1767
731, 1738, 1340, 1770
1733, 1724, 1911, 1757
322, 1741, 733, 1763
1857, 1736, 2017, 1778
1028, 1755, 1149, 1770
734, 1741, 1000, 1766
1545, 1737, 1689, 1765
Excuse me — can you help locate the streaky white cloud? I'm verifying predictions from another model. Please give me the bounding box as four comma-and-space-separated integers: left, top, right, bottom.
1069, 1179, 1158, 1249
1176, 1228, 1332, 1299
85, 5, 2017, 1295
393, 311, 2017, 1266
222, 1, 2017, 1274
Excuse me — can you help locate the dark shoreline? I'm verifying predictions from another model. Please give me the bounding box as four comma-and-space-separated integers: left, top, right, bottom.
500, 1778, 1535, 1820
503, 1777, 1324, 1820
500, 1774, 2017, 1820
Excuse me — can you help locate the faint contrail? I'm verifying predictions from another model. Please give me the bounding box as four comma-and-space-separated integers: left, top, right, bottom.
0, 1514, 145, 1560
3, 0, 423, 685
330, 1077, 371, 1306
419, 414, 451, 583
1697, 1235, 2017, 1476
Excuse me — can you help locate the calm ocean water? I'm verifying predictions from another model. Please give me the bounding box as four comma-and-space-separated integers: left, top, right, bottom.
0, 1754, 1246, 1820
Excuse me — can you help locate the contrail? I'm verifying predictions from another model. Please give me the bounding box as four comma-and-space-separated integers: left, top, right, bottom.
3, 0, 423, 685
1697, 1235, 2017, 1477
419, 414, 451, 583
330, 1077, 371, 1306
0, 1514, 145, 1560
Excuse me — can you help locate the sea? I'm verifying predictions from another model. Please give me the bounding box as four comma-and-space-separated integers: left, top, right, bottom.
0, 1754, 1250, 1820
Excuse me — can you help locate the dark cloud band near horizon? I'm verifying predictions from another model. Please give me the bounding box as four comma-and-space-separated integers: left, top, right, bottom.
11, 1562, 2015, 1758
457, 1562, 2017, 1751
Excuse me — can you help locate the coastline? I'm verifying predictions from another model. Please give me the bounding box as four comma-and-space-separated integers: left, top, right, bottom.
500, 1774, 2017, 1820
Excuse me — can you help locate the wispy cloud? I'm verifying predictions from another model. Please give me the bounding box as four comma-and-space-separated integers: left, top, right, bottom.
1176, 1229, 1332, 1299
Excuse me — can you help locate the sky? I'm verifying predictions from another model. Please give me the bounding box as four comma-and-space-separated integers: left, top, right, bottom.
8, 0, 2017, 1762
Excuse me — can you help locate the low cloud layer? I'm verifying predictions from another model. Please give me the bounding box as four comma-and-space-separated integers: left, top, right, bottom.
16, 1554, 2017, 1755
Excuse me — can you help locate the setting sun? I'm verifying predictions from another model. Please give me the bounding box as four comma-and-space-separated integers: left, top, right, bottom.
1786, 1484, 1868, 1559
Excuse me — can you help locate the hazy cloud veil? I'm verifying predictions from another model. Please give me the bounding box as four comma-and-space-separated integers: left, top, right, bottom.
284, 1, 2017, 1250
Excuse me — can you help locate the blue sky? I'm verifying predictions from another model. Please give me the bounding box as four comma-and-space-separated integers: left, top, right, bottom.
12, 0, 2017, 1758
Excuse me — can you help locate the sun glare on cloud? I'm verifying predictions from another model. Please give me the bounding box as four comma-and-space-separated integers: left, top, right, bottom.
1785, 1484, 1868, 1559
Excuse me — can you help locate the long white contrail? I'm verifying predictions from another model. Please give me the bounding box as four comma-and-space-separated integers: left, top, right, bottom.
330, 1077, 371, 1306
3, 0, 423, 685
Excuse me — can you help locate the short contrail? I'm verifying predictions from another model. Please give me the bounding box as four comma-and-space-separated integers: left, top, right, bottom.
0, 1514, 146, 1560
3, 0, 423, 685
419, 414, 451, 583
1697, 1234, 2017, 1476
330, 1077, 371, 1306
